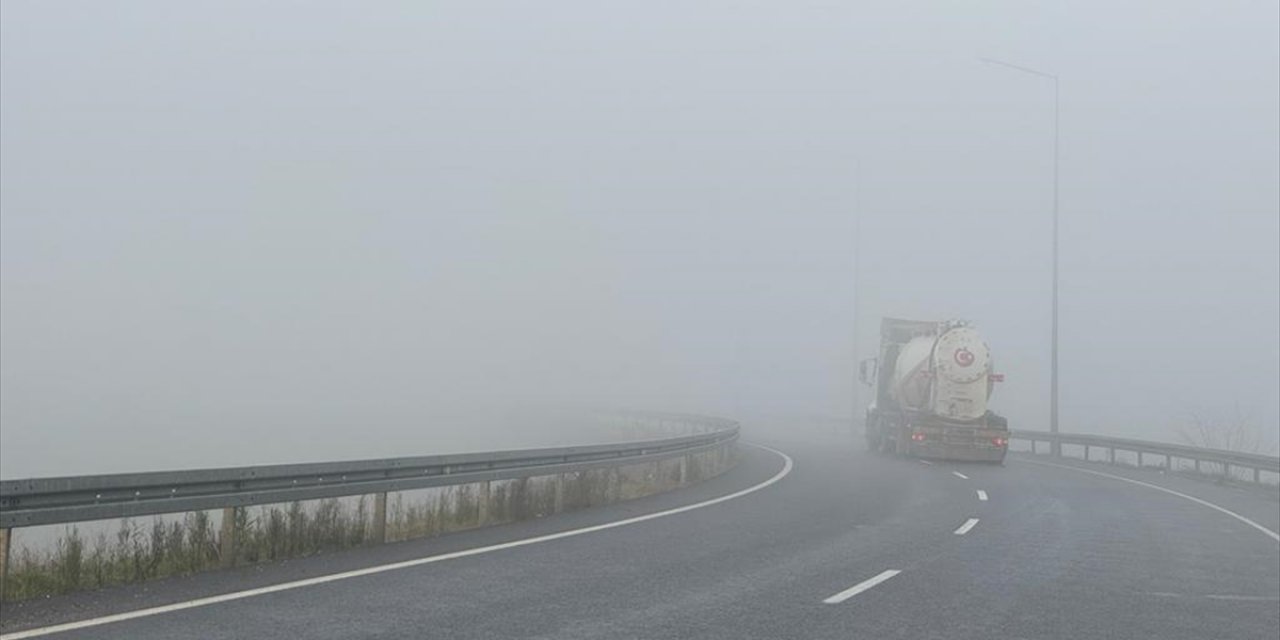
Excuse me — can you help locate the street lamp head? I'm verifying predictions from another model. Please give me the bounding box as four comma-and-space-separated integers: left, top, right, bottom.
980, 56, 1058, 81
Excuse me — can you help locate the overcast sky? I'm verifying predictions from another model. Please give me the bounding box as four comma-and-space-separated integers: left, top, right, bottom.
2, 1, 1277, 477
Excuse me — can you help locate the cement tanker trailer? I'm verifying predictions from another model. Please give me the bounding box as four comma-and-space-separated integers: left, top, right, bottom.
859, 318, 1009, 462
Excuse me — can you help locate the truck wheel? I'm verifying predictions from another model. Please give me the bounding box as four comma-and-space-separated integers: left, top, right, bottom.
881, 434, 895, 455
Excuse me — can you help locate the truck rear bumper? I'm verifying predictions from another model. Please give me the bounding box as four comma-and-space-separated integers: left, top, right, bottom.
910, 444, 1007, 462
903, 422, 1008, 462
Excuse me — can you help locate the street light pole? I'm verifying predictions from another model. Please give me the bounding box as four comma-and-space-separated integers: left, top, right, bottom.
982, 58, 1060, 454
852, 160, 863, 439
1051, 73, 1059, 453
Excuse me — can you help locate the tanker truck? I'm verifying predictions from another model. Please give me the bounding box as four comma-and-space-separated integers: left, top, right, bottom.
859, 318, 1009, 462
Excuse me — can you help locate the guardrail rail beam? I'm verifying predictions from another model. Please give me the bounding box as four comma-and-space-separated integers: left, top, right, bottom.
1011, 430, 1279, 486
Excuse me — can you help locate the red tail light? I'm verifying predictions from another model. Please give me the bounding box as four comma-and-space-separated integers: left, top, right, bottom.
911, 433, 926, 442
992, 437, 1008, 447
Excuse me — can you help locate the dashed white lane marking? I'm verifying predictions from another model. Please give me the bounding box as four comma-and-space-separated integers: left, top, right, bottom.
952, 471, 969, 480
0, 445, 796, 640
1018, 459, 1280, 544
954, 518, 980, 535
918, 459, 933, 466
976, 490, 988, 501
823, 570, 902, 604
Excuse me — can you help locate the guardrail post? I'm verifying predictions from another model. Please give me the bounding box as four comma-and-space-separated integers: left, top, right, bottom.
1253, 467, 1260, 484
609, 468, 622, 502
478, 481, 491, 526
1138, 452, 1143, 467
0, 527, 10, 601
1164, 454, 1171, 469
679, 455, 688, 485
1108, 447, 1115, 464
554, 474, 565, 513
1194, 459, 1201, 474
219, 507, 236, 568
372, 492, 388, 544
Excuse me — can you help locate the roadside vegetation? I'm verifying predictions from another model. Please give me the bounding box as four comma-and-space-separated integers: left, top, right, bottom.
3, 450, 729, 602
4, 498, 372, 601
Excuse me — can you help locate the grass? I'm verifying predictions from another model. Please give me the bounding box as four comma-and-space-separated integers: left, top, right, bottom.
3, 499, 368, 601
5, 511, 220, 601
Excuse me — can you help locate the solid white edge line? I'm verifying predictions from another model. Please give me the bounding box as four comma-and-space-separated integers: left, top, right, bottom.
918, 460, 933, 466
1203, 594, 1280, 602
1145, 591, 1279, 601
822, 569, 902, 604
0, 444, 795, 640
953, 518, 980, 535
952, 471, 969, 480
1017, 459, 1280, 544
976, 490, 988, 501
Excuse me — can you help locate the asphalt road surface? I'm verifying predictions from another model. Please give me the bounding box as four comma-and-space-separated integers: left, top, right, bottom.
3, 418, 1278, 639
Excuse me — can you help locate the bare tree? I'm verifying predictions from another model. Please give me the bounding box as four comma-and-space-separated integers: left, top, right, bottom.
1177, 403, 1278, 455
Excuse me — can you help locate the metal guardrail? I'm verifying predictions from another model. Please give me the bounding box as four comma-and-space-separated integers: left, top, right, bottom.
0, 411, 739, 600
0, 413, 738, 529
1011, 429, 1280, 483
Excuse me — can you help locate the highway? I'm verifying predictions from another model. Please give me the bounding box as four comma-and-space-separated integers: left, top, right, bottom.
3, 419, 1278, 639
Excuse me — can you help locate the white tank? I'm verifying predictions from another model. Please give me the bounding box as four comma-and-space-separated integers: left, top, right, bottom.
889, 323, 992, 421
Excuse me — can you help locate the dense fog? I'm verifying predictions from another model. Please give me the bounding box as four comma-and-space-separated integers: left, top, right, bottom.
2, 1, 1277, 478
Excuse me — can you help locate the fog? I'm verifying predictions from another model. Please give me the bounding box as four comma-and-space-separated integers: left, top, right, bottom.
2, 1, 1277, 478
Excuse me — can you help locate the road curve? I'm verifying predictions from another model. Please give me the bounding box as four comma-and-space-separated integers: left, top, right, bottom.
3, 419, 1277, 640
